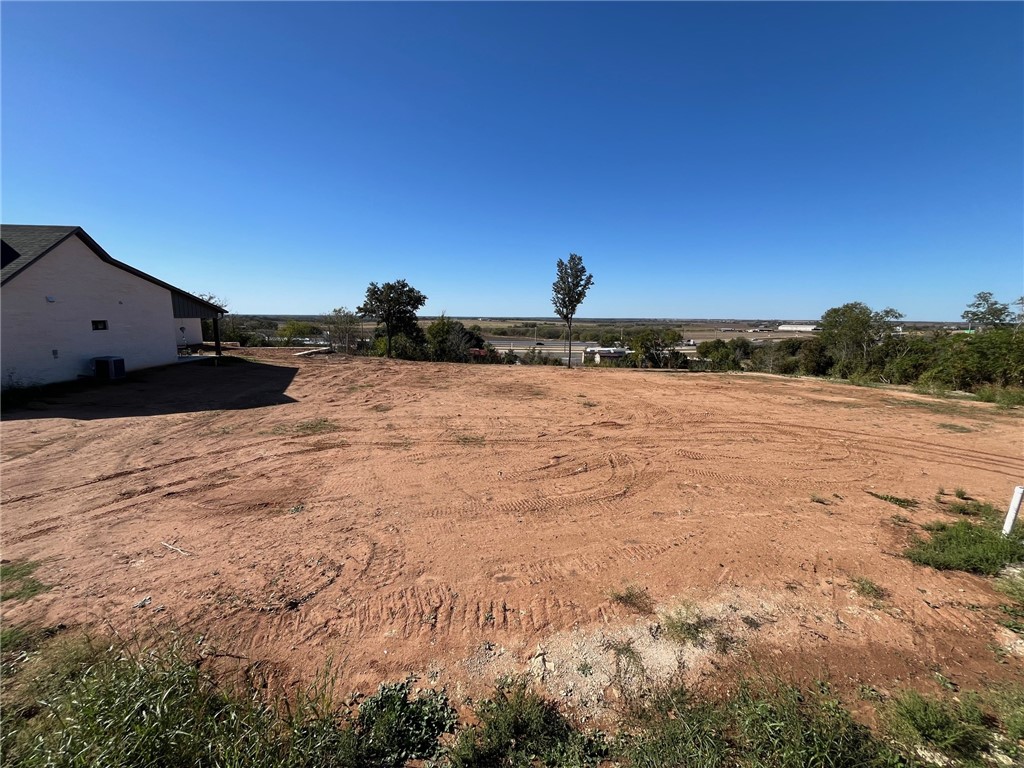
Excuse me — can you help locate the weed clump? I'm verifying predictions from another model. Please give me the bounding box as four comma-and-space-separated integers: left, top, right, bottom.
294, 417, 340, 435
851, 577, 887, 601
661, 608, 717, 647
610, 585, 655, 615
866, 491, 919, 509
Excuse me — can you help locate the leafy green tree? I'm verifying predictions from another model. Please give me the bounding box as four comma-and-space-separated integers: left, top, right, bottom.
727, 336, 753, 360
798, 336, 831, 376
551, 253, 594, 369
696, 339, 739, 370
358, 280, 427, 358
323, 307, 361, 353
280, 320, 321, 345
962, 291, 1010, 331
819, 302, 903, 378
426, 314, 485, 363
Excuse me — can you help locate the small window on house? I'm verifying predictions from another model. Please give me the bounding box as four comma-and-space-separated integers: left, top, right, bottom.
92, 320, 108, 331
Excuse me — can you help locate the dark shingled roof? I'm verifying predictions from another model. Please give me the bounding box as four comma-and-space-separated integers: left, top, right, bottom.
1, 225, 79, 283
1, 224, 226, 318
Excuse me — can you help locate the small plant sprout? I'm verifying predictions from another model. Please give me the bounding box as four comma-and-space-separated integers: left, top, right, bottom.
662, 607, 717, 647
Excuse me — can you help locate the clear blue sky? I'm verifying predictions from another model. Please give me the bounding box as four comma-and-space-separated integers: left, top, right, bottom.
3, 2, 1021, 321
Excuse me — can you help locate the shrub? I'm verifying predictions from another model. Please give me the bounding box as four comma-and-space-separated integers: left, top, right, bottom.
448, 678, 601, 767
354, 680, 457, 767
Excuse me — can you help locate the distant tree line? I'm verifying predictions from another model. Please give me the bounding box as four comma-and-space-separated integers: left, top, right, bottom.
205, 277, 1021, 401
688, 293, 1024, 400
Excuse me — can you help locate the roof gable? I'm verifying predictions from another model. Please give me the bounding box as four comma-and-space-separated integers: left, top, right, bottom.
1, 225, 226, 318
1, 225, 78, 283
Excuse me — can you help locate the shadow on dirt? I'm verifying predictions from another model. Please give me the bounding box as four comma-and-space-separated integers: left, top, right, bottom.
1, 356, 298, 421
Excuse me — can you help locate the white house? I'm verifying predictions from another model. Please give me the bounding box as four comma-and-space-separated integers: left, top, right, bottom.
1, 225, 226, 389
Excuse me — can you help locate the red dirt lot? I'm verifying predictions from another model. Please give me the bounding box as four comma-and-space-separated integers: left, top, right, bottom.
2, 350, 1022, 718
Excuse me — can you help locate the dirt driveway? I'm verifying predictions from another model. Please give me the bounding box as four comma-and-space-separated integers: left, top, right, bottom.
2, 350, 1021, 717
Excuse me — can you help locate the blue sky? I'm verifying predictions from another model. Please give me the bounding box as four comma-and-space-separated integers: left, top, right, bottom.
3, 2, 1021, 320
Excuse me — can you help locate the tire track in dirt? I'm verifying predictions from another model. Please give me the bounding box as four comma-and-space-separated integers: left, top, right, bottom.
719, 419, 1018, 467
333, 585, 587, 641
682, 420, 1020, 478
409, 450, 655, 523
489, 537, 692, 587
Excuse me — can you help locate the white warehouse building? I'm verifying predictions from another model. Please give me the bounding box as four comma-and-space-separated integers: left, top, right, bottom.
1, 225, 226, 389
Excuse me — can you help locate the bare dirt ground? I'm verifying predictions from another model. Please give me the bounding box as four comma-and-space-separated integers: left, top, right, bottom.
2, 350, 1022, 720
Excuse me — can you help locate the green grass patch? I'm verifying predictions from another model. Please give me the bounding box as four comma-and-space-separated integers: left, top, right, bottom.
1, 634, 456, 768
454, 432, 485, 446
884, 689, 990, 761
905, 520, 1024, 576
973, 385, 1024, 408
866, 491, 919, 509
610, 585, 655, 615
621, 679, 903, 768
0, 560, 50, 602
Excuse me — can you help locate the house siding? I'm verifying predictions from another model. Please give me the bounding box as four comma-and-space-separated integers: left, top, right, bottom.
1, 235, 179, 388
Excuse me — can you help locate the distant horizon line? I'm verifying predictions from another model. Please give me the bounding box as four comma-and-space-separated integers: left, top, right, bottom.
231, 313, 966, 325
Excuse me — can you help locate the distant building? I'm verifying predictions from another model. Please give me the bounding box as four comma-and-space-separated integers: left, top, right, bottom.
2, 225, 226, 389
587, 347, 632, 364
777, 324, 821, 332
